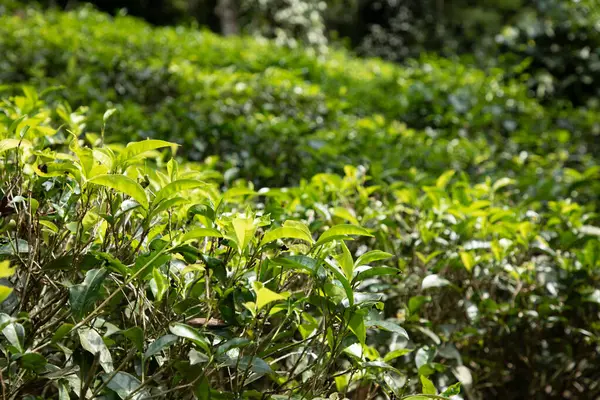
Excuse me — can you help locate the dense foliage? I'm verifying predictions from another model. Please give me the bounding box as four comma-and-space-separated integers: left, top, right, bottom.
0, 4, 599, 400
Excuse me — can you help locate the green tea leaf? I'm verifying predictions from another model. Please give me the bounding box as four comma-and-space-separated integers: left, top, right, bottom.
169, 323, 210, 354
144, 334, 178, 359
0, 138, 32, 154
348, 312, 366, 345
337, 241, 354, 280
261, 226, 314, 246
69, 268, 107, 320
151, 268, 168, 302
315, 224, 373, 246
420, 375, 437, 395
78, 327, 113, 373
119, 139, 176, 164
122, 327, 144, 353
441, 382, 461, 396
324, 258, 354, 307
180, 228, 223, 243
19, 352, 47, 372
88, 174, 149, 209
254, 282, 288, 311
459, 251, 475, 272
355, 250, 393, 267
102, 372, 149, 400
152, 179, 208, 207
52, 323, 75, 343
0, 286, 12, 304
232, 216, 258, 253
353, 266, 399, 283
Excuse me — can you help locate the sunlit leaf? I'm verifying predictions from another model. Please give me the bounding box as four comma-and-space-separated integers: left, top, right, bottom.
118, 139, 176, 165
88, 174, 149, 209
261, 226, 314, 246
315, 224, 373, 246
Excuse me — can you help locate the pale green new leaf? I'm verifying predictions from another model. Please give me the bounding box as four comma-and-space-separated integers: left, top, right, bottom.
0, 261, 15, 278
260, 226, 314, 246
348, 312, 366, 345
253, 283, 288, 311
152, 179, 208, 207
336, 241, 354, 281
151, 268, 168, 302
420, 375, 437, 395
232, 216, 257, 253
88, 174, 148, 209
331, 207, 359, 225
118, 139, 176, 165
180, 228, 222, 243
0, 287, 12, 304
0, 138, 32, 154
355, 250, 393, 267
315, 224, 373, 247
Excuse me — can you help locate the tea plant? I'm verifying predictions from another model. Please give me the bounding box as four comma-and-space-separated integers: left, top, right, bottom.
0, 93, 450, 399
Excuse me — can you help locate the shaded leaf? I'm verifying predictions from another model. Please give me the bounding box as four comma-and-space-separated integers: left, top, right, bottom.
78, 327, 113, 373
70, 268, 107, 321
144, 334, 178, 359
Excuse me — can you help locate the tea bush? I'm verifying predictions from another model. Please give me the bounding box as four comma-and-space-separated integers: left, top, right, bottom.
0, 92, 444, 399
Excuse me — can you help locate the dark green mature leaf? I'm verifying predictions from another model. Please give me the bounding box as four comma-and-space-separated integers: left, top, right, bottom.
19, 352, 47, 372
132, 249, 170, 280
324, 259, 354, 306
144, 334, 178, 359
69, 268, 107, 320
169, 323, 210, 353
89, 251, 129, 276
52, 323, 75, 343
0, 315, 24, 353
366, 320, 409, 340
122, 327, 144, 353
102, 371, 150, 400
0, 239, 29, 255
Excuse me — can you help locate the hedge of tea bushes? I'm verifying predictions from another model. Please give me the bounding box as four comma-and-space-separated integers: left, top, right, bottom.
1, 92, 449, 400
0, 6, 599, 189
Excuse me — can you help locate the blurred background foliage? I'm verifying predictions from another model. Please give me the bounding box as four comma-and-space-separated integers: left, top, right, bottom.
8, 0, 600, 106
